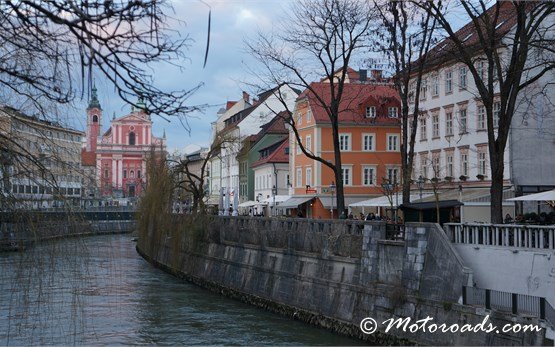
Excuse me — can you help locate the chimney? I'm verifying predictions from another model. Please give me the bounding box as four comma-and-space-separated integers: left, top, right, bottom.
371, 69, 382, 82
242, 91, 250, 103
359, 69, 367, 82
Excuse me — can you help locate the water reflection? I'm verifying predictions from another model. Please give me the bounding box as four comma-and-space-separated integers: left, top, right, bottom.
0, 234, 362, 345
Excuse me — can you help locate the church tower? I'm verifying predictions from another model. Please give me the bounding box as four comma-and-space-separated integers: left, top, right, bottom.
86, 85, 102, 152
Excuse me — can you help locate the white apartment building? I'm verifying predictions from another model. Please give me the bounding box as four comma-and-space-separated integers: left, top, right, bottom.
409, 3, 555, 220
216, 84, 298, 214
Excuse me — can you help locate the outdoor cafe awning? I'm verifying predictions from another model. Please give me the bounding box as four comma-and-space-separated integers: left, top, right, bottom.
261, 195, 290, 206
349, 194, 432, 208
319, 196, 369, 209
279, 196, 315, 209
506, 189, 555, 202
237, 200, 259, 208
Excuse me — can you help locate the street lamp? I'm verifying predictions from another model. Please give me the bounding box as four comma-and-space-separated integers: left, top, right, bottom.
329, 181, 336, 219
416, 175, 425, 200
271, 185, 277, 216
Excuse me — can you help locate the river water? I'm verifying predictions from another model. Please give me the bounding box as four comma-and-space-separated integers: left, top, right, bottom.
0, 234, 362, 345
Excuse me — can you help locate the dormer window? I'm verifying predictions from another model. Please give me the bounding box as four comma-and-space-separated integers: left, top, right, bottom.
365, 106, 376, 118
388, 107, 398, 118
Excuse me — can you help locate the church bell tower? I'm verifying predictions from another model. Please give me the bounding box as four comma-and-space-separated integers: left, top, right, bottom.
86, 85, 102, 152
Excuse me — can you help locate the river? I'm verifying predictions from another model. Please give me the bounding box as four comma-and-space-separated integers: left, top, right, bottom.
0, 234, 362, 345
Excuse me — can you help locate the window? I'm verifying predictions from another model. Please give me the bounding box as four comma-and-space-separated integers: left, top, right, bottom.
306, 167, 312, 186
365, 106, 376, 118
362, 166, 375, 186
387, 134, 399, 151
339, 134, 351, 151
432, 73, 439, 96
387, 168, 399, 184
388, 107, 398, 118
476, 60, 485, 79
446, 154, 454, 177
420, 78, 428, 100
445, 112, 453, 136
92, 115, 98, 123
123, 170, 127, 179
104, 169, 109, 178
129, 132, 136, 145
137, 170, 141, 178
342, 167, 352, 186
432, 156, 440, 177
420, 156, 428, 179
420, 118, 427, 140
296, 137, 302, 155
306, 135, 312, 153
362, 134, 374, 151
459, 66, 467, 89
306, 109, 312, 122
459, 109, 467, 134
409, 82, 416, 103
474, 105, 485, 131
461, 153, 469, 177
297, 112, 302, 126
296, 168, 302, 187
493, 101, 501, 128
445, 70, 453, 94
432, 114, 439, 138
478, 152, 487, 176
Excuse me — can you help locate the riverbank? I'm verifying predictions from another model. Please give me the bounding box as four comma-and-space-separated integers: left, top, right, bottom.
136, 215, 548, 345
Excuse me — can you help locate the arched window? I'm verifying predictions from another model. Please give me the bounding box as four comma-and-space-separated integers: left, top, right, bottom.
92, 115, 98, 123
130, 170, 135, 178
129, 132, 136, 145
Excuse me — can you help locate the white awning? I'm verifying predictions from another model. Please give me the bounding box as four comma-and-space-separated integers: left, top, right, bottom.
279, 196, 315, 208
507, 189, 555, 202
238, 200, 258, 208
349, 194, 432, 208
261, 195, 290, 206
318, 196, 370, 209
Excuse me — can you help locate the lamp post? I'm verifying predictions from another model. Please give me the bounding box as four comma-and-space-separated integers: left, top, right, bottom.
329, 181, 336, 219
381, 180, 394, 221
271, 185, 277, 217
417, 175, 425, 200
459, 184, 464, 223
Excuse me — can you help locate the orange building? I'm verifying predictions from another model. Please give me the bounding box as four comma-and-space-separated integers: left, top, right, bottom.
287, 80, 402, 219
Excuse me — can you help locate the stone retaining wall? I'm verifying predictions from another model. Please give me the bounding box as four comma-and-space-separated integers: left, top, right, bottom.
137, 216, 548, 345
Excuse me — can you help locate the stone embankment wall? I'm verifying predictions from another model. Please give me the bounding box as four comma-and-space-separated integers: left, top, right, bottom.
137, 216, 547, 345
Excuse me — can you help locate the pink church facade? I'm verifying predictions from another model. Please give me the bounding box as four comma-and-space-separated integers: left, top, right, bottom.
81, 88, 166, 198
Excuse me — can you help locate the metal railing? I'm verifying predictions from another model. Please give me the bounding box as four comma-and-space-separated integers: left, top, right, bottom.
463, 286, 555, 328
446, 223, 555, 250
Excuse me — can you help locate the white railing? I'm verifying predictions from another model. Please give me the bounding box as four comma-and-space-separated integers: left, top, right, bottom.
445, 223, 555, 250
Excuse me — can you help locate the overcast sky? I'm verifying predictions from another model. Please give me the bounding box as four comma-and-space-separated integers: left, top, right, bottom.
73, 0, 293, 153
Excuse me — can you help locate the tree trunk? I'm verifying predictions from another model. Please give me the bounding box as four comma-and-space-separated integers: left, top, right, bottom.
490, 154, 505, 224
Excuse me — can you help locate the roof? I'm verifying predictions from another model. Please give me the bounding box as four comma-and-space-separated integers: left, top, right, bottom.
251, 138, 289, 168
321, 67, 361, 83
81, 149, 96, 166
0, 105, 84, 134
298, 82, 401, 124
418, 2, 524, 71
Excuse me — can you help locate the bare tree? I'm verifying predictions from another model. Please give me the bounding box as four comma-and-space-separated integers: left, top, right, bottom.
247, 0, 374, 215
417, 1, 555, 223
171, 133, 237, 214
0, 0, 202, 117
373, 1, 438, 206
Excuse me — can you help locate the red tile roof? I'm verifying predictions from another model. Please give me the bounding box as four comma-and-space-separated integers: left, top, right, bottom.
298, 82, 401, 124
251, 138, 289, 168
81, 148, 96, 166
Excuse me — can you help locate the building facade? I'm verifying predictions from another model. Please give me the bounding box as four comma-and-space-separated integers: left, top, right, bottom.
81, 88, 166, 199
0, 105, 84, 209
288, 80, 402, 219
